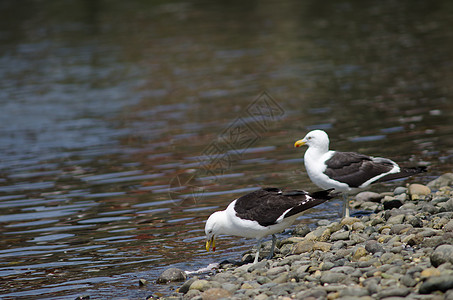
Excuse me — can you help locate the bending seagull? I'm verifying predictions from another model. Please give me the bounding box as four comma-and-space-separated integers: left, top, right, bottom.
294, 130, 426, 218
205, 187, 334, 264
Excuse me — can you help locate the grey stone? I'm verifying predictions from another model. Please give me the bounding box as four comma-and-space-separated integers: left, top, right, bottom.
339, 287, 370, 297
330, 266, 355, 274
365, 240, 384, 254
247, 259, 269, 273
320, 271, 347, 284
387, 214, 405, 224
419, 275, 453, 294
440, 198, 453, 212
330, 230, 350, 241
291, 224, 311, 237
157, 267, 187, 283
321, 261, 335, 271
221, 283, 239, 293
376, 287, 410, 298
400, 274, 417, 287
189, 279, 211, 292
445, 220, 453, 232
390, 224, 412, 234
431, 244, 453, 267
427, 173, 453, 189
394, 187, 408, 195
421, 203, 438, 214
296, 288, 327, 299
332, 240, 347, 250
179, 278, 197, 294
356, 191, 383, 203
407, 215, 424, 228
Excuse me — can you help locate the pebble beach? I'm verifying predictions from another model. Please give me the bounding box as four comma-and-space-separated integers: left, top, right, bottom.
158, 173, 453, 300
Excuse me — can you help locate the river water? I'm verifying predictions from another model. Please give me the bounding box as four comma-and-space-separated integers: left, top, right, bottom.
1, 0, 453, 299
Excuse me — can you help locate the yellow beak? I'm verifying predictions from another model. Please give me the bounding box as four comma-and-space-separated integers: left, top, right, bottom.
294, 139, 306, 148
206, 237, 216, 252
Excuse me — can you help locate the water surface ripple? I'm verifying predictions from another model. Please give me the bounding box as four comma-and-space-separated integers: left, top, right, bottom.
1, 0, 453, 298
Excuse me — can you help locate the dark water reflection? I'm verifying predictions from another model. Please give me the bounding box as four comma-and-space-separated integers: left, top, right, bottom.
1, 0, 453, 298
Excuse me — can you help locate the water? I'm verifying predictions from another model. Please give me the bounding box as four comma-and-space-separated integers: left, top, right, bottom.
1, 0, 453, 298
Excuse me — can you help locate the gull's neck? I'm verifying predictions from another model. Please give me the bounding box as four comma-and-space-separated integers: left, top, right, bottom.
305, 142, 329, 161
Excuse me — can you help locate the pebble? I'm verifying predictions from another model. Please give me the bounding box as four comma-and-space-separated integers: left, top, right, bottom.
408, 184, 431, 199
169, 174, 453, 300
356, 191, 383, 203
156, 267, 186, 283
200, 288, 231, 300
430, 244, 453, 267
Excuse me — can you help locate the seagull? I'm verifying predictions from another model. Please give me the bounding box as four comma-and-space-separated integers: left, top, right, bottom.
294, 129, 427, 218
205, 187, 335, 264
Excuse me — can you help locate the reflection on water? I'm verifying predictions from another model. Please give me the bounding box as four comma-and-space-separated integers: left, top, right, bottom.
1, 0, 453, 298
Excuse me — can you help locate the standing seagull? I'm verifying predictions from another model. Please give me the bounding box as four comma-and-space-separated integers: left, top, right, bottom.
294, 130, 426, 218
205, 187, 334, 264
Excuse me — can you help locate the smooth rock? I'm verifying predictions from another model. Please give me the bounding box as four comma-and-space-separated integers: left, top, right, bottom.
444, 220, 453, 232
320, 272, 347, 284
339, 287, 369, 297
376, 287, 410, 298
419, 275, 453, 294
330, 230, 350, 241
292, 240, 315, 254
352, 222, 365, 231
394, 187, 408, 195
296, 288, 327, 299
420, 268, 441, 278
421, 203, 438, 214
390, 224, 412, 235
157, 267, 186, 283
353, 247, 368, 260
387, 214, 405, 225
200, 288, 231, 300
356, 191, 384, 203
340, 217, 361, 226
407, 215, 423, 228
189, 279, 211, 292
430, 244, 453, 267
427, 173, 453, 189
292, 225, 311, 237
365, 240, 384, 254
313, 241, 332, 252
408, 184, 431, 198
402, 233, 423, 246
266, 266, 287, 277
400, 274, 417, 287
440, 198, 453, 212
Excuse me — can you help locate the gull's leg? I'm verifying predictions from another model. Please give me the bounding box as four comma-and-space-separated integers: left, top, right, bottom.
265, 234, 277, 260
342, 194, 350, 218
254, 239, 262, 264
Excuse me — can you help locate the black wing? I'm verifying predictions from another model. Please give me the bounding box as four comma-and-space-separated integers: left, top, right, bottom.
324, 152, 395, 188
234, 188, 333, 227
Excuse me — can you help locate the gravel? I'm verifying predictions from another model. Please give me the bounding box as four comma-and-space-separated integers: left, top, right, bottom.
159, 174, 453, 299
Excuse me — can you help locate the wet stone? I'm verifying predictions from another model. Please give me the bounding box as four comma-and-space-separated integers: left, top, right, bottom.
157, 268, 187, 283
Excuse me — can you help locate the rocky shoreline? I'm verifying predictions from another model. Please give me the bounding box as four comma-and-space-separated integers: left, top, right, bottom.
159, 173, 453, 300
